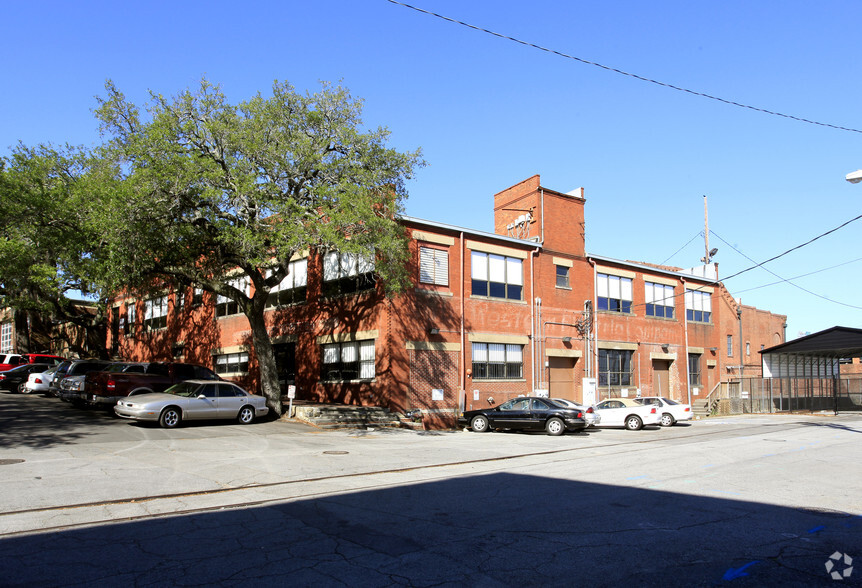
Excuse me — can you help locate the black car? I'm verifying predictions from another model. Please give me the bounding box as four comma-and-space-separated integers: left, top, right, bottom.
458, 396, 587, 436
0, 363, 51, 392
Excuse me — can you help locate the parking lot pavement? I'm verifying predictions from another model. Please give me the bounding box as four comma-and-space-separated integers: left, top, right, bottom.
2, 391, 862, 586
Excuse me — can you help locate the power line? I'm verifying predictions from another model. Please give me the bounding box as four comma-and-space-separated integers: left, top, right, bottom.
385, 0, 862, 134
718, 212, 862, 283
710, 231, 862, 310
660, 231, 702, 265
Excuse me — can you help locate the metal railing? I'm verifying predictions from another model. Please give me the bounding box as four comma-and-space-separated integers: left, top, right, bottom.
703, 376, 862, 415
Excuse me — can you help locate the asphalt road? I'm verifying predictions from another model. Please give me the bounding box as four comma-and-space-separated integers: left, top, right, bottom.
0, 391, 860, 587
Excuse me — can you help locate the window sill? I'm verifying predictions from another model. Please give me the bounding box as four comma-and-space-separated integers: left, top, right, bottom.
216, 314, 243, 320
597, 310, 634, 316
469, 296, 527, 305
216, 371, 248, 378
320, 378, 376, 384
646, 315, 677, 321
471, 378, 527, 383
555, 285, 572, 290
416, 288, 453, 297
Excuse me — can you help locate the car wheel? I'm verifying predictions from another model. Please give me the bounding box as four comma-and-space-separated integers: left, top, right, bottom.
625, 415, 643, 431
545, 417, 565, 436
159, 407, 181, 429
660, 413, 675, 427
17, 383, 26, 394
470, 415, 489, 433
237, 405, 255, 425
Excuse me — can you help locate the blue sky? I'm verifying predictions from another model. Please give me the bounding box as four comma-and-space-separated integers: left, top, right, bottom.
4, 0, 862, 339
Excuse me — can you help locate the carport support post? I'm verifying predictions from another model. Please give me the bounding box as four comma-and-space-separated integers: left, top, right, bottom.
833, 373, 839, 416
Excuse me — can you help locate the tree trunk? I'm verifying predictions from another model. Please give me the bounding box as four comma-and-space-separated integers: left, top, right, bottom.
246, 307, 283, 416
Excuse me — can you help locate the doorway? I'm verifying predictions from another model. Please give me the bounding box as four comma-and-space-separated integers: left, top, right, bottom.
652, 359, 671, 397
548, 356, 577, 401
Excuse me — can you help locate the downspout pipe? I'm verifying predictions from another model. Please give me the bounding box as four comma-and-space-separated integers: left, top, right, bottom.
460, 232, 465, 411
681, 277, 692, 407
588, 258, 597, 380
530, 247, 540, 392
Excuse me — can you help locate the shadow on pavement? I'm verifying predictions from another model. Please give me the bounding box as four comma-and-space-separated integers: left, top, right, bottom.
0, 473, 858, 586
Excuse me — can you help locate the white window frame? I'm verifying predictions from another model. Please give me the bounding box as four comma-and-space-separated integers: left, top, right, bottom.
419, 246, 449, 286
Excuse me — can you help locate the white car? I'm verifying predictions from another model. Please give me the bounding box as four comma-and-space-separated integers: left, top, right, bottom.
635, 396, 692, 426
550, 398, 601, 427
23, 366, 59, 394
594, 397, 660, 430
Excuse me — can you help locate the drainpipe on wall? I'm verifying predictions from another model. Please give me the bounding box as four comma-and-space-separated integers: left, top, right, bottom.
737, 303, 744, 379
530, 247, 540, 393
460, 232, 465, 411
588, 258, 597, 380
681, 278, 691, 407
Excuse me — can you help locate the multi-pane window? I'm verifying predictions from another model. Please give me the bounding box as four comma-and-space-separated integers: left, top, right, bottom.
321, 340, 376, 381
471, 343, 523, 380
216, 277, 249, 318
645, 282, 674, 319
685, 289, 712, 323
598, 349, 633, 386
322, 251, 376, 297
192, 287, 203, 306
0, 323, 11, 353
124, 304, 136, 336
556, 265, 570, 288
214, 352, 249, 375
471, 252, 523, 300
419, 246, 449, 286
267, 259, 308, 307
597, 273, 633, 313
688, 353, 702, 386
746, 342, 751, 356
143, 296, 168, 331
727, 335, 733, 356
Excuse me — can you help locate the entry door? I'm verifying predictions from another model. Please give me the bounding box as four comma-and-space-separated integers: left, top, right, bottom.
273, 343, 297, 393
548, 356, 577, 400
652, 359, 671, 397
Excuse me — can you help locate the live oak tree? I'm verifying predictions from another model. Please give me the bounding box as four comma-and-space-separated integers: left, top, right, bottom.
94, 79, 423, 414
0, 144, 108, 354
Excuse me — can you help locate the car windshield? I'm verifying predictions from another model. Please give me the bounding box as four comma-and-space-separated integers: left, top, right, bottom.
165, 381, 201, 397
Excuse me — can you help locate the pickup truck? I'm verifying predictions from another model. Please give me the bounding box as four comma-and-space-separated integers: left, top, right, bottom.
85, 361, 221, 407
0, 353, 65, 372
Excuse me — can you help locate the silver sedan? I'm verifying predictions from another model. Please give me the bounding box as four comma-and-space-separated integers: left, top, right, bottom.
114, 380, 269, 428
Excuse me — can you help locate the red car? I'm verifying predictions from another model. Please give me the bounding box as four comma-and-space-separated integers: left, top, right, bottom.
0, 353, 65, 372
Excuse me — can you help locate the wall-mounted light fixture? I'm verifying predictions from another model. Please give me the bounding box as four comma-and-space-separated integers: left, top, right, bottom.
562, 336, 572, 343
661, 343, 670, 352
429, 328, 440, 335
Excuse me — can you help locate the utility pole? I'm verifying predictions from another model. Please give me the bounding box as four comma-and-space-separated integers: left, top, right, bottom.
701, 195, 717, 265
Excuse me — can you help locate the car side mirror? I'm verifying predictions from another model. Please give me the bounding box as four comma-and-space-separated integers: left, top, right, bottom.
197, 394, 207, 399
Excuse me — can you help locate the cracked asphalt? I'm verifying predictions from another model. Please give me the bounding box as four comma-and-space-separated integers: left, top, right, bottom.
0, 391, 861, 586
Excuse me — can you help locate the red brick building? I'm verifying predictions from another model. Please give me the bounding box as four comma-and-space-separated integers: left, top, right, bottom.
107, 175, 786, 427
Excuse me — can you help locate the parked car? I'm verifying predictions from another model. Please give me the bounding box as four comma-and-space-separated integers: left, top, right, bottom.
0, 353, 64, 372
114, 380, 269, 428
635, 396, 693, 426
459, 396, 587, 436
85, 361, 221, 408
593, 397, 661, 430
0, 363, 51, 392
550, 398, 601, 427
50, 360, 113, 400
23, 365, 60, 394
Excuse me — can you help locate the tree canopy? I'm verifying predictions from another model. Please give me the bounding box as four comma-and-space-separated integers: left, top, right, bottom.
0, 143, 106, 342
91, 78, 424, 412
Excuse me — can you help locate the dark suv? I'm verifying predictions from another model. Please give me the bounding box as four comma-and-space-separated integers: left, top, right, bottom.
50, 360, 112, 401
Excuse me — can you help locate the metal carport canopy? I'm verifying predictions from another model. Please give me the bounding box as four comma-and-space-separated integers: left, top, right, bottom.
761, 326, 862, 378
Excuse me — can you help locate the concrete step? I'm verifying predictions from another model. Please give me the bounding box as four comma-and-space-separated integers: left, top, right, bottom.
290, 404, 408, 430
